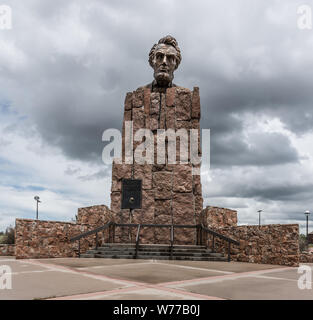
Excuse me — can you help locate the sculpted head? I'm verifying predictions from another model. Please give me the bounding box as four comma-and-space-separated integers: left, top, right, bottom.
149, 35, 182, 87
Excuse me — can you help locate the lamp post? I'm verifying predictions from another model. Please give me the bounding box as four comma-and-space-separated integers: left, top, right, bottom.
34, 196, 41, 220
257, 210, 263, 227
305, 210, 310, 247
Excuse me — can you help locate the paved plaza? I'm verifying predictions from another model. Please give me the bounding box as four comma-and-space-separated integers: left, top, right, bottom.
1, 256, 313, 300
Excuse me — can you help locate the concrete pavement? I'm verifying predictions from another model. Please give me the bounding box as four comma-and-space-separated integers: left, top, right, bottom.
0, 256, 312, 300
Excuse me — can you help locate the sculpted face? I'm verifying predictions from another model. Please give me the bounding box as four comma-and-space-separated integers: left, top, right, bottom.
152, 44, 177, 87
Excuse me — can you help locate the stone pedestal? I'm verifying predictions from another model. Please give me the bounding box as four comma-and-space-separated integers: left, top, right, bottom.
110, 86, 203, 244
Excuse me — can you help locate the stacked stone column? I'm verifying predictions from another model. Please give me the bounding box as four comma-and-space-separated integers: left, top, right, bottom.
110, 86, 203, 244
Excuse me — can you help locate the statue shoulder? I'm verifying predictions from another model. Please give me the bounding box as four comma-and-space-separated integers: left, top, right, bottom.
136, 83, 152, 91
132, 83, 194, 93
174, 85, 192, 93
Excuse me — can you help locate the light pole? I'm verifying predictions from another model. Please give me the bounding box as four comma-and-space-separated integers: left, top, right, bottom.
34, 196, 41, 220
257, 210, 263, 227
305, 210, 310, 247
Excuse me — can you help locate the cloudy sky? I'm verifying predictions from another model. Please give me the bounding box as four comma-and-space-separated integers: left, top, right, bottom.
1, 0, 313, 233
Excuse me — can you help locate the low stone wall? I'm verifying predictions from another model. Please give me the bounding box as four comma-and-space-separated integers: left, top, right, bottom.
0, 244, 15, 256
210, 224, 299, 267
15, 204, 300, 266
200, 206, 237, 228
16, 219, 86, 259
300, 253, 313, 263
15, 205, 112, 259
77, 205, 113, 225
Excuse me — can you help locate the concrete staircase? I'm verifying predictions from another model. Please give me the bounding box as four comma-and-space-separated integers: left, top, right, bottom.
80, 243, 227, 261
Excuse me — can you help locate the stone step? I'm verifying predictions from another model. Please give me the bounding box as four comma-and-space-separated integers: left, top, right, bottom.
95, 247, 212, 253
80, 243, 227, 261
88, 253, 227, 261
98, 243, 207, 250
87, 250, 223, 257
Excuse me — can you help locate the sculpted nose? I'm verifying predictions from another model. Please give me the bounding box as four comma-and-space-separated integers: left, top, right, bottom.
162, 55, 168, 65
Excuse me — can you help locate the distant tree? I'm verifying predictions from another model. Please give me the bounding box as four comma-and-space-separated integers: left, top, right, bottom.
0, 226, 15, 244
299, 234, 307, 252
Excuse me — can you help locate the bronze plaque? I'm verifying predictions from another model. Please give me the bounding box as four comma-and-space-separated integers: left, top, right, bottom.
121, 179, 142, 209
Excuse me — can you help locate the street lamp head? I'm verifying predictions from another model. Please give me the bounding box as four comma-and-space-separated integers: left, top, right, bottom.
34, 196, 40, 201
305, 210, 310, 215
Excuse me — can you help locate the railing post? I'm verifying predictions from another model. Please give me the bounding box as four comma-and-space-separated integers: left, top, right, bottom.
212, 235, 215, 253
95, 232, 98, 250
170, 225, 174, 260
78, 240, 81, 258
197, 225, 200, 245
228, 241, 231, 262
135, 224, 141, 259
169, 227, 171, 244
113, 223, 115, 243
201, 226, 203, 245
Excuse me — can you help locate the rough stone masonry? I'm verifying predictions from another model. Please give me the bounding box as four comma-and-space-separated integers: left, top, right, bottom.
110, 36, 203, 245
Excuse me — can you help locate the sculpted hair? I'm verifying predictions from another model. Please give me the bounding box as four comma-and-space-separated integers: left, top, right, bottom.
149, 35, 182, 70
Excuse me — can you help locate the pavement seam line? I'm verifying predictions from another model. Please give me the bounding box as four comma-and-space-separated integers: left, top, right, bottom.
77, 261, 155, 270
161, 266, 297, 287
20, 259, 137, 287
143, 284, 225, 300
153, 261, 234, 274
49, 283, 223, 300
254, 274, 313, 283
9, 270, 55, 275
49, 285, 146, 300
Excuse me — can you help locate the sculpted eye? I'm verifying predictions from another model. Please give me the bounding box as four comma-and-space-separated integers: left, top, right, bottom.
168, 55, 175, 63
156, 53, 163, 60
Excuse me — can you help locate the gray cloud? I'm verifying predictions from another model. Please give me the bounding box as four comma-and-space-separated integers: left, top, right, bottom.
211, 131, 300, 167
1, 0, 313, 228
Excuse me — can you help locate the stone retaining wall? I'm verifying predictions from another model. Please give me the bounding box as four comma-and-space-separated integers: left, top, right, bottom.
200, 206, 237, 228
15, 205, 112, 259
300, 253, 313, 263
0, 244, 15, 256
209, 224, 299, 267
77, 205, 113, 225
15, 203, 301, 266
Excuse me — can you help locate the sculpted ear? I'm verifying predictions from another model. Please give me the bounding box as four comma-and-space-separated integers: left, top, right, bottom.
174, 55, 181, 70
174, 60, 179, 70
149, 44, 157, 68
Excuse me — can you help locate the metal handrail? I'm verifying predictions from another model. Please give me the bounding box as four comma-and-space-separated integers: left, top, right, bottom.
70, 221, 113, 257
170, 225, 174, 260
114, 223, 196, 228
70, 222, 113, 242
199, 224, 239, 262
135, 224, 141, 258
200, 225, 239, 245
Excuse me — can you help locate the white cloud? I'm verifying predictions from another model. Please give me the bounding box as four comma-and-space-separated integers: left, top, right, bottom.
0, 112, 111, 230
